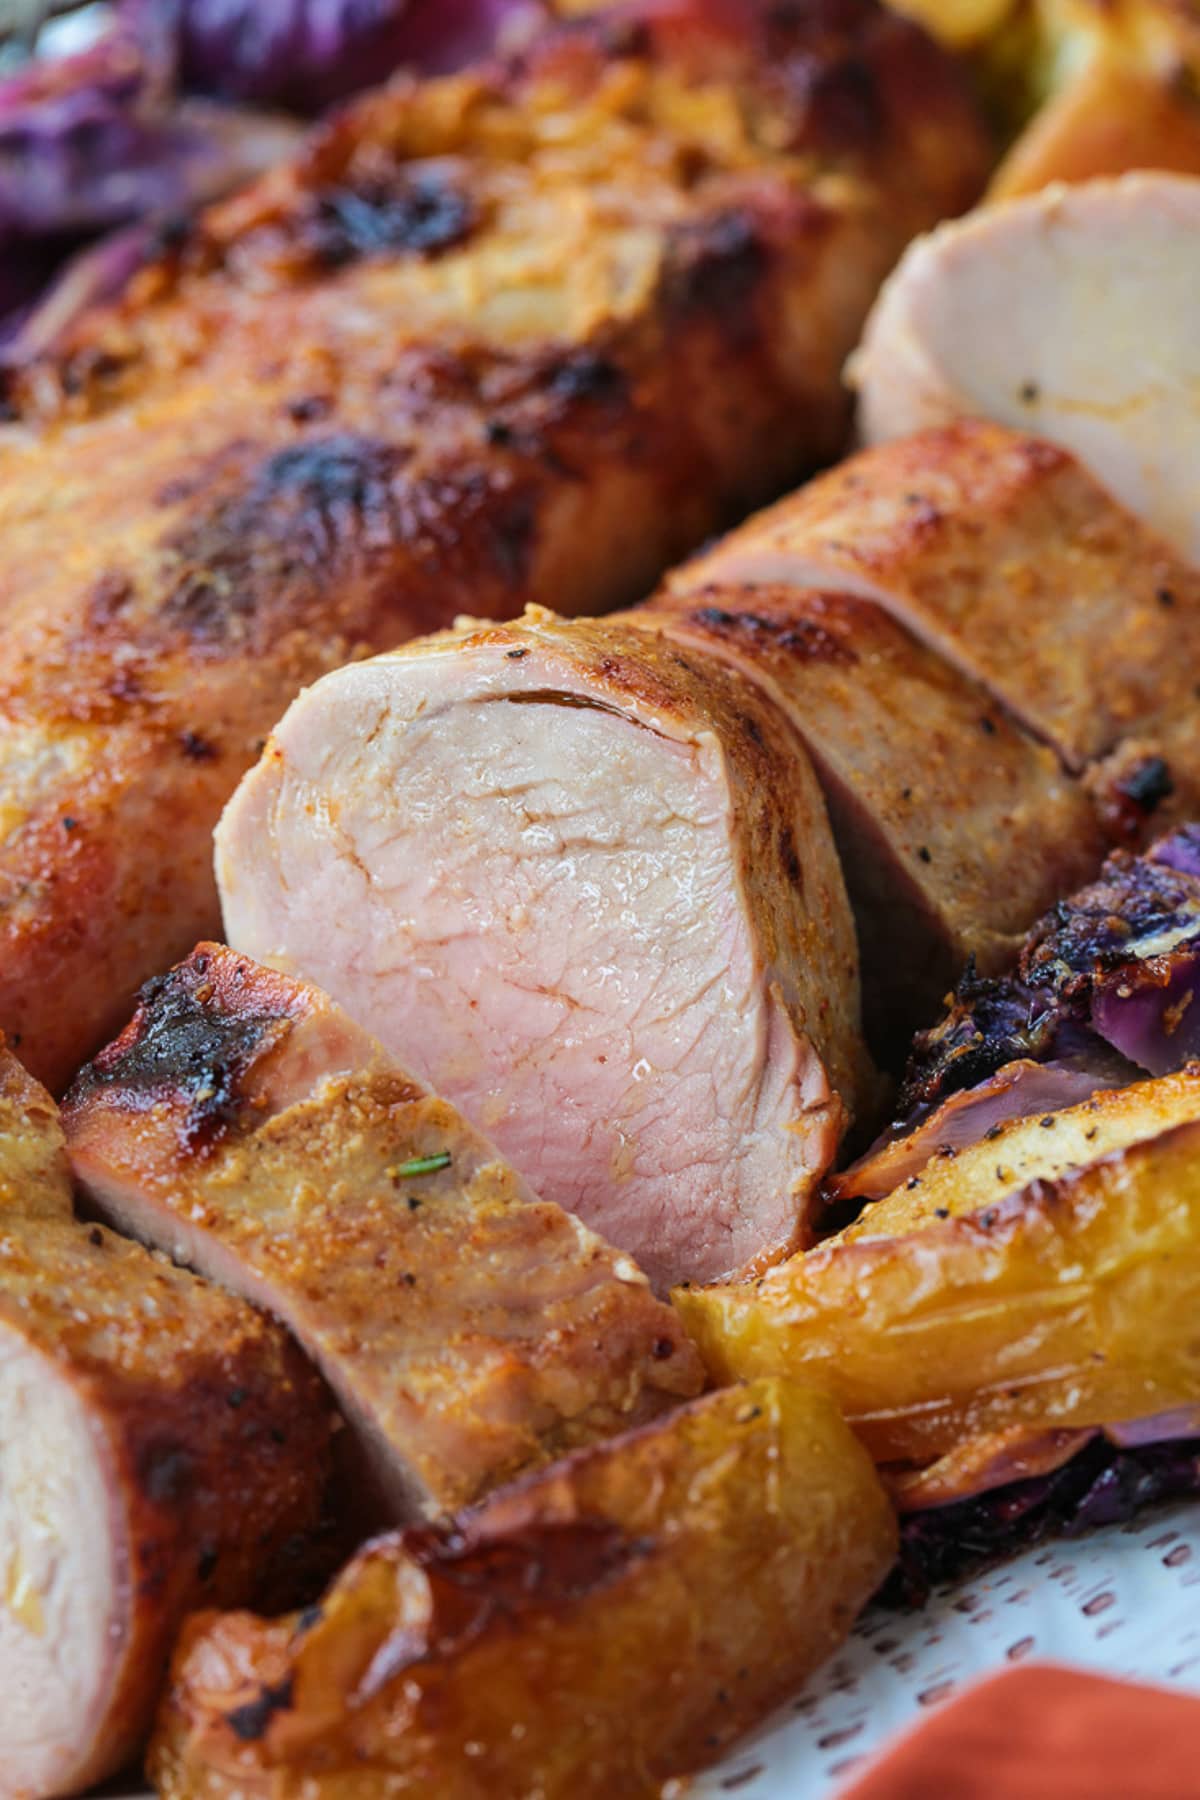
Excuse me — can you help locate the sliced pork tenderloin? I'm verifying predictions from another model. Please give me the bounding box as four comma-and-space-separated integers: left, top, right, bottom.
674, 421, 1200, 805
638, 582, 1105, 1056
217, 612, 868, 1290
0, 0, 990, 1093
0, 1222, 330, 1797
64, 944, 703, 1520
851, 174, 1200, 565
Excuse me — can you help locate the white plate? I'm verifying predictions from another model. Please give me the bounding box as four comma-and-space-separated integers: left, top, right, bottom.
116, 1498, 1200, 1800
695, 1498, 1200, 1798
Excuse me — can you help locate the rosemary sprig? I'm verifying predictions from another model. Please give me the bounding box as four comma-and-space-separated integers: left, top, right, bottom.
391, 1151, 452, 1180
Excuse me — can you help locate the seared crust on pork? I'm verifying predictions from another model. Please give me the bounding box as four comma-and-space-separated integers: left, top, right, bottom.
638, 580, 1106, 1052
0, 1216, 331, 1795
0, 1040, 73, 1219
64, 945, 702, 1521
677, 420, 1200, 781
0, 0, 988, 1089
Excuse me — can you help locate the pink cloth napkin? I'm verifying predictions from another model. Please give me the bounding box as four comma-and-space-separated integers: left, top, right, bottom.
835, 1663, 1200, 1798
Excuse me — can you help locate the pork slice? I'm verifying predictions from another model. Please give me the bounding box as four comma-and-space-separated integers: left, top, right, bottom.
64, 944, 703, 1520
639, 583, 1106, 1057
0, 1210, 330, 1798
851, 174, 1200, 566
216, 611, 868, 1290
0, 0, 989, 1094
986, 58, 1200, 201
673, 420, 1200, 782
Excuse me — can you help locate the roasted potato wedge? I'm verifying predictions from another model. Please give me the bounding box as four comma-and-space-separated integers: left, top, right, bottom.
150, 1380, 895, 1800
886, 0, 1200, 190
843, 1066, 1200, 1241
988, 50, 1200, 196
677, 1114, 1200, 1466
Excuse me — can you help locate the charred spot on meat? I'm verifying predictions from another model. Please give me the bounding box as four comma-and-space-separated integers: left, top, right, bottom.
69, 958, 294, 1155
687, 604, 859, 666
161, 435, 409, 644
664, 211, 772, 325
301, 166, 479, 269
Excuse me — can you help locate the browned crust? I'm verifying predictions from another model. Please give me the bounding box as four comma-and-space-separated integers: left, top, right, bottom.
638, 579, 1108, 1054
0, 2, 988, 1089
677, 420, 1200, 783
0, 1215, 333, 1782
0, 1041, 73, 1216
65, 943, 704, 1520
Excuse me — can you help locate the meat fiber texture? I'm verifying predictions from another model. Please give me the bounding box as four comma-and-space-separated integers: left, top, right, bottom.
218, 611, 868, 1291
0, 1042, 332, 1798
851, 173, 1200, 567
63, 943, 703, 1524
218, 421, 1200, 1293
0, 0, 989, 1093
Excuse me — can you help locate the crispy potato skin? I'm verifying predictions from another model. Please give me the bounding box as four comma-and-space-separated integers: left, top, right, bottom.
149, 1380, 896, 1799
0, 2, 988, 1092
676, 1117, 1200, 1466
842, 1065, 1200, 1241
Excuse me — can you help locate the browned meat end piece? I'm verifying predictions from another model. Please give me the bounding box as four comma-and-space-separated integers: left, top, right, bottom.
0, 1, 989, 1091
853, 174, 1200, 565
63, 944, 703, 1521
0, 1216, 330, 1797
677, 421, 1200, 796
217, 612, 868, 1290
148, 1380, 897, 1800
637, 583, 1107, 1056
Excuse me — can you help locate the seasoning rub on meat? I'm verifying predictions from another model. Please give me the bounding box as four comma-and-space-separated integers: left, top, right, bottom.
0, 0, 988, 1091
63, 944, 703, 1521
0, 1046, 331, 1799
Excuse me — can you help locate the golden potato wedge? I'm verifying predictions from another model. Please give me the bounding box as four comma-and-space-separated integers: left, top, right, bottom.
676, 1117, 1200, 1466
843, 1065, 1200, 1241
892, 0, 1200, 168
150, 1380, 895, 1800
989, 51, 1200, 197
